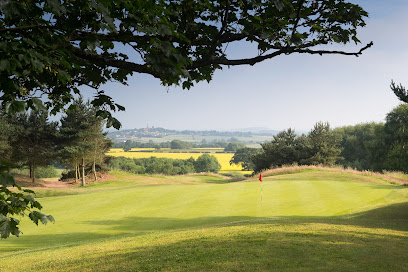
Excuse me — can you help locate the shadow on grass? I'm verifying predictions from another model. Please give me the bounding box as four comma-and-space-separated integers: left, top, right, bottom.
83, 201, 408, 233
26, 202, 408, 271
51, 233, 407, 272
4, 201, 408, 271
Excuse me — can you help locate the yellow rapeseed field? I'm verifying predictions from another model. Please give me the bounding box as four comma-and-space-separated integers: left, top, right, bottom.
107, 148, 245, 172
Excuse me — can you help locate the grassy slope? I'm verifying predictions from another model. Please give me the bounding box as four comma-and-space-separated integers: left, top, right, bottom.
1, 170, 408, 271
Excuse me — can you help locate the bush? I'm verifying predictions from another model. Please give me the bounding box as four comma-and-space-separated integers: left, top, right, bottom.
109, 155, 223, 175
35, 165, 59, 178
194, 154, 221, 173
108, 156, 197, 175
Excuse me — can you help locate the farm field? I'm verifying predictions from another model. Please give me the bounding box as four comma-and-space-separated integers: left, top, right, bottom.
111, 134, 272, 144
1, 169, 408, 271
106, 148, 247, 173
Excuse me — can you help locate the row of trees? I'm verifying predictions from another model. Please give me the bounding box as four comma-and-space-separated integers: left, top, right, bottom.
109, 154, 221, 175
116, 139, 245, 151
335, 104, 408, 172
230, 104, 408, 173
0, 98, 112, 185
247, 122, 341, 172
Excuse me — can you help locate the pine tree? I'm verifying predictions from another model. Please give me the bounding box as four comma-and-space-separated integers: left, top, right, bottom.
59, 97, 111, 186
9, 110, 58, 182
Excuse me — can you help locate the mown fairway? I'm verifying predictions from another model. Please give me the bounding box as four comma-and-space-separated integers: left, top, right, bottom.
106, 148, 246, 173
1, 170, 408, 271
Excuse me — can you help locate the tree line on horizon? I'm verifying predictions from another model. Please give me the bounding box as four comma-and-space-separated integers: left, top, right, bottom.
113, 138, 246, 151
3, 103, 408, 184
230, 104, 408, 174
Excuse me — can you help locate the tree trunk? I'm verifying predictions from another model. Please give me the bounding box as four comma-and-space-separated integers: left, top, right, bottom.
81, 158, 85, 186
32, 164, 35, 183
74, 163, 78, 183
77, 162, 81, 180
29, 163, 32, 178
93, 159, 97, 181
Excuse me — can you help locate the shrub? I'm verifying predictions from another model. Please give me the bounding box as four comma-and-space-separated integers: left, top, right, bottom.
194, 154, 221, 173
35, 165, 59, 178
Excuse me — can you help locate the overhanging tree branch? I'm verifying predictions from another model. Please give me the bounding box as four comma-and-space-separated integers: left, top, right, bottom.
292, 42, 374, 57
191, 42, 373, 68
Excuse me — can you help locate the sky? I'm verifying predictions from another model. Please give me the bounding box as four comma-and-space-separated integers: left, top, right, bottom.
88, 0, 408, 132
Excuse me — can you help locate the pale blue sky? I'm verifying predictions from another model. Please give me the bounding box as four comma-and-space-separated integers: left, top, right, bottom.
92, 1, 408, 132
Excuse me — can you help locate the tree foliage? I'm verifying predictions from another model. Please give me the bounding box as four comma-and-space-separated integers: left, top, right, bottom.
0, 0, 371, 128
334, 123, 386, 171
229, 147, 261, 171
0, 161, 54, 239
8, 110, 58, 182
252, 129, 306, 172
109, 156, 196, 175
252, 123, 341, 172
224, 142, 246, 152
194, 154, 221, 173
114, 139, 229, 149
302, 122, 342, 165
59, 97, 111, 186
170, 140, 192, 150
0, 114, 13, 160
109, 154, 221, 175
383, 104, 408, 172
391, 81, 408, 104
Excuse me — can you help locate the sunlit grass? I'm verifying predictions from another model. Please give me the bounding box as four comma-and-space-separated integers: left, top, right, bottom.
2, 170, 407, 271
2, 212, 408, 272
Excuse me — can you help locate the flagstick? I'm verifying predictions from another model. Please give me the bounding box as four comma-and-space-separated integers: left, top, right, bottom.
259, 173, 263, 203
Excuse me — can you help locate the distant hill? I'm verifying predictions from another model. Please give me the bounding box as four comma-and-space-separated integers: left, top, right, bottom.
231, 127, 280, 135
107, 127, 277, 144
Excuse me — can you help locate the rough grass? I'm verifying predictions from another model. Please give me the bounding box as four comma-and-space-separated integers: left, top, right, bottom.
260, 165, 408, 185
1, 169, 407, 271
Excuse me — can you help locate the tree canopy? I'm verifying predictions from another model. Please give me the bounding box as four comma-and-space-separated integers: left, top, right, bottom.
252, 123, 341, 172
170, 139, 192, 150
334, 122, 385, 171
224, 142, 246, 152
9, 110, 58, 183
0, 0, 371, 127
229, 147, 261, 171
383, 104, 408, 172
194, 154, 221, 173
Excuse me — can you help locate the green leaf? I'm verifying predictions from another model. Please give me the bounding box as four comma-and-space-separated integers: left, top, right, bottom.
0, 172, 15, 187
273, 0, 285, 11
5, 101, 27, 114
0, 215, 21, 239
31, 98, 47, 111
29, 211, 55, 226
0, 60, 10, 72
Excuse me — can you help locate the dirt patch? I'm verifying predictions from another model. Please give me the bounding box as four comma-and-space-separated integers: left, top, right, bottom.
14, 172, 116, 189
14, 175, 74, 188
57, 172, 117, 186
41, 180, 75, 188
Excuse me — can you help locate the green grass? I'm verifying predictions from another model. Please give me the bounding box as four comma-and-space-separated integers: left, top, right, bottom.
1, 170, 408, 271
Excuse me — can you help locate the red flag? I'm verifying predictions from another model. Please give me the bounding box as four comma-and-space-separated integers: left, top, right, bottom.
259, 173, 262, 182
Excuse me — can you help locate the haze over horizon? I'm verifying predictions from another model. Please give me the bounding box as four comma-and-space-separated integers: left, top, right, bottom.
85, 0, 408, 132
